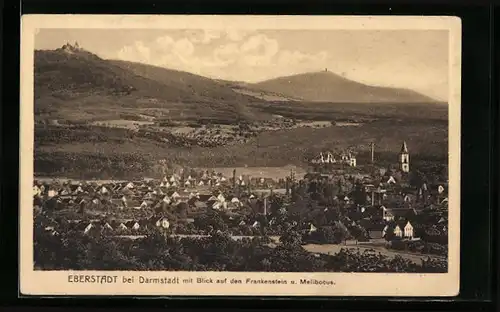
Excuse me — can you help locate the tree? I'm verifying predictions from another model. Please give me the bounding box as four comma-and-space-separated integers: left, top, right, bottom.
280, 229, 303, 249
351, 182, 366, 206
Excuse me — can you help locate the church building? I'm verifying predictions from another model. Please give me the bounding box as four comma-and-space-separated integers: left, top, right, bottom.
399, 141, 410, 173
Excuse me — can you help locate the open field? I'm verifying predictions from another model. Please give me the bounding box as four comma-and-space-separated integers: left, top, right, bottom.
231, 87, 297, 102
35, 117, 447, 179
90, 119, 155, 130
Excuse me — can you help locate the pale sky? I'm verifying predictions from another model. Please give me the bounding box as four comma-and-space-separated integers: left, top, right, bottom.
35, 29, 449, 101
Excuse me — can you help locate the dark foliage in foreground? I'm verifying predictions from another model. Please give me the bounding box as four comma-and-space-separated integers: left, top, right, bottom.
34, 222, 447, 273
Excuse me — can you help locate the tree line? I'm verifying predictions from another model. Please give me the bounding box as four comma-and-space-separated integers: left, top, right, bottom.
34, 220, 447, 273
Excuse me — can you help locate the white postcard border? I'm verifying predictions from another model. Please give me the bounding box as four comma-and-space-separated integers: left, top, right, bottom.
19, 14, 461, 297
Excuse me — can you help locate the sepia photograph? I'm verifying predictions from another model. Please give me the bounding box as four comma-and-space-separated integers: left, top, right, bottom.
20, 15, 461, 296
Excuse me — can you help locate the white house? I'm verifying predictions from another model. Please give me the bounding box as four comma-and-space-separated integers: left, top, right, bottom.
171, 192, 180, 199
394, 225, 403, 238
404, 221, 414, 239
231, 197, 240, 204
438, 185, 445, 194
309, 223, 317, 233
155, 218, 170, 229
126, 221, 140, 231
217, 193, 226, 202
212, 201, 222, 210
47, 189, 58, 198
162, 196, 171, 204
83, 223, 93, 234
74, 185, 84, 194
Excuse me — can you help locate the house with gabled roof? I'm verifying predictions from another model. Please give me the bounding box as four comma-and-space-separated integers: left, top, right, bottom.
112, 220, 129, 232
216, 193, 226, 202
212, 201, 227, 210
125, 220, 140, 231
99, 220, 114, 232
161, 195, 171, 204
393, 223, 403, 238
76, 222, 96, 235
99, 186, 109, 195
155, 217, 170, 229
404, 221, 415, 239
72, 185, 85, 195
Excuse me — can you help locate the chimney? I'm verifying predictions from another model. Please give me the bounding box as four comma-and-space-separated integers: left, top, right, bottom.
232, 169, 236, 188
370, 142, 375, 164
263, 197, 267, 215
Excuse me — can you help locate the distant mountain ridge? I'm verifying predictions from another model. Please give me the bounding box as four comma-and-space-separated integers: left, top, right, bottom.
34, 44, 445, 124
251, 71, 443, 104
34, 44, 274, 123
35, 43, 252, 104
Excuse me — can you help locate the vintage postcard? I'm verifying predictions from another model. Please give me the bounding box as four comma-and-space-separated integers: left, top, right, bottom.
20, 15, 461, 297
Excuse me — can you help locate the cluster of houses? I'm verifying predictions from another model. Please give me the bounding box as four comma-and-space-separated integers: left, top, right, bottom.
34, 139, 449, 247
33, 169, 290, 237
33, 176, 278, 213
310, 150, 357, 167
301, 142, 448, 243
35, 166, 301, 214
351, 175, 448, 242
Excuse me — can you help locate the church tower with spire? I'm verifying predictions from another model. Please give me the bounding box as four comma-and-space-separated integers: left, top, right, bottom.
399, 141, 410, 173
